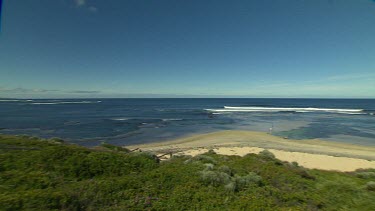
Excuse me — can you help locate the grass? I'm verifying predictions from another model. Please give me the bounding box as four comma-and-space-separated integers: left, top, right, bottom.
0, 134, 375, 210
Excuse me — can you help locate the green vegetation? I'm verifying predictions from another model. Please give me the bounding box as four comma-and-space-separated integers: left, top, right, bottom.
1, 135, 375, 210
367, 181, 375, 191
356, 170, 375, 179
258, 149, 276, 159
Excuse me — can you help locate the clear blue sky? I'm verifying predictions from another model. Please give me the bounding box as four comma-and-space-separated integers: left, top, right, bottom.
0, 0, 375, 98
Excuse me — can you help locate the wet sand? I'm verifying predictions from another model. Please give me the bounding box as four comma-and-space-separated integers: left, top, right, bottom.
126, 130, 375, 171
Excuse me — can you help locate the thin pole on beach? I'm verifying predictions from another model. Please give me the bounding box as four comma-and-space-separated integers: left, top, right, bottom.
269, 122, 274, 134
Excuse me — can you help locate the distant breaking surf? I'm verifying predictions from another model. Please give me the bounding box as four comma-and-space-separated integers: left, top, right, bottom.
32, 101, 101, 105
205, 106, 366, 115
0, 99, 33, 102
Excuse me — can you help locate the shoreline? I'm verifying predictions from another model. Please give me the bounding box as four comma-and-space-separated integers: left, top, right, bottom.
126, 130, 375, 171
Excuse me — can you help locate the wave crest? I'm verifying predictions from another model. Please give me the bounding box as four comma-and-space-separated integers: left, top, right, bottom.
205, 106, 365, 115
31, 101, 101, 105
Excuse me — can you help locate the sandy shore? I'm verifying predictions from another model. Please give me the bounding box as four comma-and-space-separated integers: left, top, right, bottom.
126, 130, 375, 172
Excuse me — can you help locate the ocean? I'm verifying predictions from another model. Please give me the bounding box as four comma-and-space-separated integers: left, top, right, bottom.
0, 98, 374, 147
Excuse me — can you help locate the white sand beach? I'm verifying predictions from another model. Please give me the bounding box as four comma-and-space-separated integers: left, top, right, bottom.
126, 130, 375, 172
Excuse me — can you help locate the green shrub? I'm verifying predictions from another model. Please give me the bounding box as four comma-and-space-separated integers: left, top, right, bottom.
357, 172, 375, 179
199, 170, 230, 186
295, 168, 316, 180
204, 163, 214, 170
356, 168, 375, 173
233, 172, 262, 191
199, 168, 262, 192
200, 170, 217, 186
243, 172, 262, 184
366, 181, 375, 191
218, 165, 232, 175
224, 182, 236, 193
259, 150, 275, 159
291, 161, 299, 167
172, 154, 191, 159
207, 149, 216, 154
183, 159, 192, 164
193, 155, 217, 164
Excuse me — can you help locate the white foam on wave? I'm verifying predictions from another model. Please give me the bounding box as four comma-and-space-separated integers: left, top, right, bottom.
0, 100, 21, 102
32, 103, 59, 105
206, 106, 365, 115
162, 118, 183, 121
223, 106, 363, 113
0, 99, 33, 102
336, 112, 364, 115
206, 109, 271, 112
112, 118, 129, 121
32, 101, 101, 105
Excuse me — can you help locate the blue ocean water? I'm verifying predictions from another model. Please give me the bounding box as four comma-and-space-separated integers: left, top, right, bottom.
0, 98, 374, 147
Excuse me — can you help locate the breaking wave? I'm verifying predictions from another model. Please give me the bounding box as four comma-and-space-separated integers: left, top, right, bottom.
162, 118, 183, 121
111, 118, 129, 121
205, 106, 366, 115
0, 99, 33, 102
32, 101, 101, 105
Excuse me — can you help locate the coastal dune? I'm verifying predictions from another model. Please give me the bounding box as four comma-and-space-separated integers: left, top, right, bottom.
127, 130, 375, 172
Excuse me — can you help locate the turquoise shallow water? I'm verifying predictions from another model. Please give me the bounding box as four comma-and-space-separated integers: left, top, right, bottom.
0, 98, 374, 146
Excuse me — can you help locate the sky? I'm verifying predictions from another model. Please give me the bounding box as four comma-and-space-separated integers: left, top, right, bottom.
0, 0, 375, 98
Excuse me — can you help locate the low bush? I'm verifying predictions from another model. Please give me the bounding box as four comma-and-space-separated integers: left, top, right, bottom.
259, 150, 276, 159
193, 155, 217, 164
218, 165, 232, 175
204, 163, 214, 170
295, 168, 316, 180
224, 182, 236, 193
199, 170, 231, 186
366, 181, 375, 191
291, 161, 299, 167
233, 172, 262, 191
357, 172, 375, 179
207, 149, 216, 154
